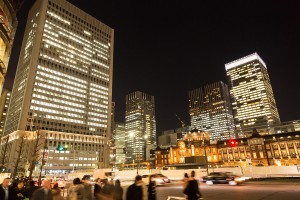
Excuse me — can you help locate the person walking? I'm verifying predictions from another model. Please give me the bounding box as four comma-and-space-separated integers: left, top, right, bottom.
67, 178, 84, 200
14, 181, 26, 200
113, 179, 123, 200
51, 183, 63, 200
31, 180, 53, 200
182, 173, 189, 189
81, 175, 92, 200
25, 180, 39, 199
94, 178, 102, 200
147, 174, 156, 200
0, 177, 18, 200
126, 175, 147, 200
98, 179, 114, 200
183, 171, 201, 200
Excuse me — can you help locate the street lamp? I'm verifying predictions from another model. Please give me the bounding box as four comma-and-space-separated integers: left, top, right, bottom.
202, 132, 209, 176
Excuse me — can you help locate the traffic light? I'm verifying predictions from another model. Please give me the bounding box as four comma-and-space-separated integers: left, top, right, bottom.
57, 145, 65, 151
228, 139, 237, 147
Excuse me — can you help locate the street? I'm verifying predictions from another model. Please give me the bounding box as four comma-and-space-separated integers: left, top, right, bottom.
123, 178, 300, 200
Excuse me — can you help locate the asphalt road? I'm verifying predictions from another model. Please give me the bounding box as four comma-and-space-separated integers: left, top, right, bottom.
124, 178, 300, 200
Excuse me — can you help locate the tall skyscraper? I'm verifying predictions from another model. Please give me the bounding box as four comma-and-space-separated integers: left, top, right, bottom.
0, 88, 11, 138
1, 0, 114, 174
125, 91, 156, 162
0, 0, 23, 94
225, 53, 280, 137
188, 81, 235, 141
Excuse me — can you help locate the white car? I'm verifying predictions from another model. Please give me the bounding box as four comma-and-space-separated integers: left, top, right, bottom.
141, 173, 171, 185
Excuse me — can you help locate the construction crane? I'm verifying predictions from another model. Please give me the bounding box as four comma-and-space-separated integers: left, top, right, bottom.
175, 114, 185, 128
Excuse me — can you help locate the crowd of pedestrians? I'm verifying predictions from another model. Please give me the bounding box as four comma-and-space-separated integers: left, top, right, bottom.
1, 171, 201, 200
0, 177, 65, 200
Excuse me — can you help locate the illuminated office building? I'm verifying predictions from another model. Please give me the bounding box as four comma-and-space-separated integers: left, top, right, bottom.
0, 0, 23, 94
125, 91, 156, 162
188, 81, 235, 141
1, 0, 114, 174
113, 122, 126, 164
0, 88, 10, 138
225, 53, 280, 137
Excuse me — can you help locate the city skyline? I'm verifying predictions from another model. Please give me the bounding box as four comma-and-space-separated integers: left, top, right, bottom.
4, 0, 300, 135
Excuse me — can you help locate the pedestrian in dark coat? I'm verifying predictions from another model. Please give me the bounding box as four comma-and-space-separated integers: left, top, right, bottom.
14, 181, 26, 200
126, 175, 147, 200
0, 177, 18, 200
31, 180, 53, 200
113, 179, 123, 200
25, 180, 39, 199
147, 174, 156, 200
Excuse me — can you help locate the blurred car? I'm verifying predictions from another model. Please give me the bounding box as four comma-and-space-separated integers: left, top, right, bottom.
142, 173, 171, 185
201, 172, 245, 186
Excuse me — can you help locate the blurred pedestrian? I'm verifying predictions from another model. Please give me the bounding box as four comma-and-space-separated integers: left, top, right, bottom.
51, 183, 63, 200
0, 177, 18, 200
67, 178, 84, 200
113, 179, 123, 200
98, 179, 114, 200
31, 179, 53, 200
126, 175, 147, 200
15, 180, 26, 200
25, 180, 39, 199
182, 173, 189, 188
147, 174, 156, 200
81, 175, 92, 200
183, 171, 201, 200
94, 178, 102, 200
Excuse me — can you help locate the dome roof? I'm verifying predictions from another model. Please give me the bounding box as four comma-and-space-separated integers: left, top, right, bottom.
183, 130, 210, 141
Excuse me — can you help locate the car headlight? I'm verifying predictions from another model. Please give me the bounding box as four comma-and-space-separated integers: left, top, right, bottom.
234, 177, 245, 182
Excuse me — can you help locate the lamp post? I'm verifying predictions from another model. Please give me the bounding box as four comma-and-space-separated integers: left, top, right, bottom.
202, 132, 209, 176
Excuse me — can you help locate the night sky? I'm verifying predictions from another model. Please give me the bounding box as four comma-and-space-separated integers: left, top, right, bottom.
5, 0, 300, 136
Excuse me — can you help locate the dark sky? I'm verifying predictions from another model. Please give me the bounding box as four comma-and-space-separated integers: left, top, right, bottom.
5, 0, 300, 135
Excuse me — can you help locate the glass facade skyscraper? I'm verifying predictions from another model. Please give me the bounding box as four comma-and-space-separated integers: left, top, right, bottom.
188, 81, 235, 141
125, 91, 156, 162
225, 53, 280, 137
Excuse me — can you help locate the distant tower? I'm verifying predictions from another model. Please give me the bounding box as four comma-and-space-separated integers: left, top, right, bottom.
225, 53, 280, 137
2, 0, 114, 173
188, 81, 235, 141
0, 0, 23, 94
0, 89, 11, 138
113, 122, 126, 164
125, 91, 156, 162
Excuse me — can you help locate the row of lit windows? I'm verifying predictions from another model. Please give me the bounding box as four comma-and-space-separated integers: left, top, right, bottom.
38, 65, 86, 84
36, 75, 86, 94
45, 20, 109, 65
48, 1, 111, 40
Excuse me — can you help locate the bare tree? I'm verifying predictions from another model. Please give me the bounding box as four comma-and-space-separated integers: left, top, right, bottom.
0, 136, 9, 166
28, 130, 43, 180
11, 134, 26, 180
